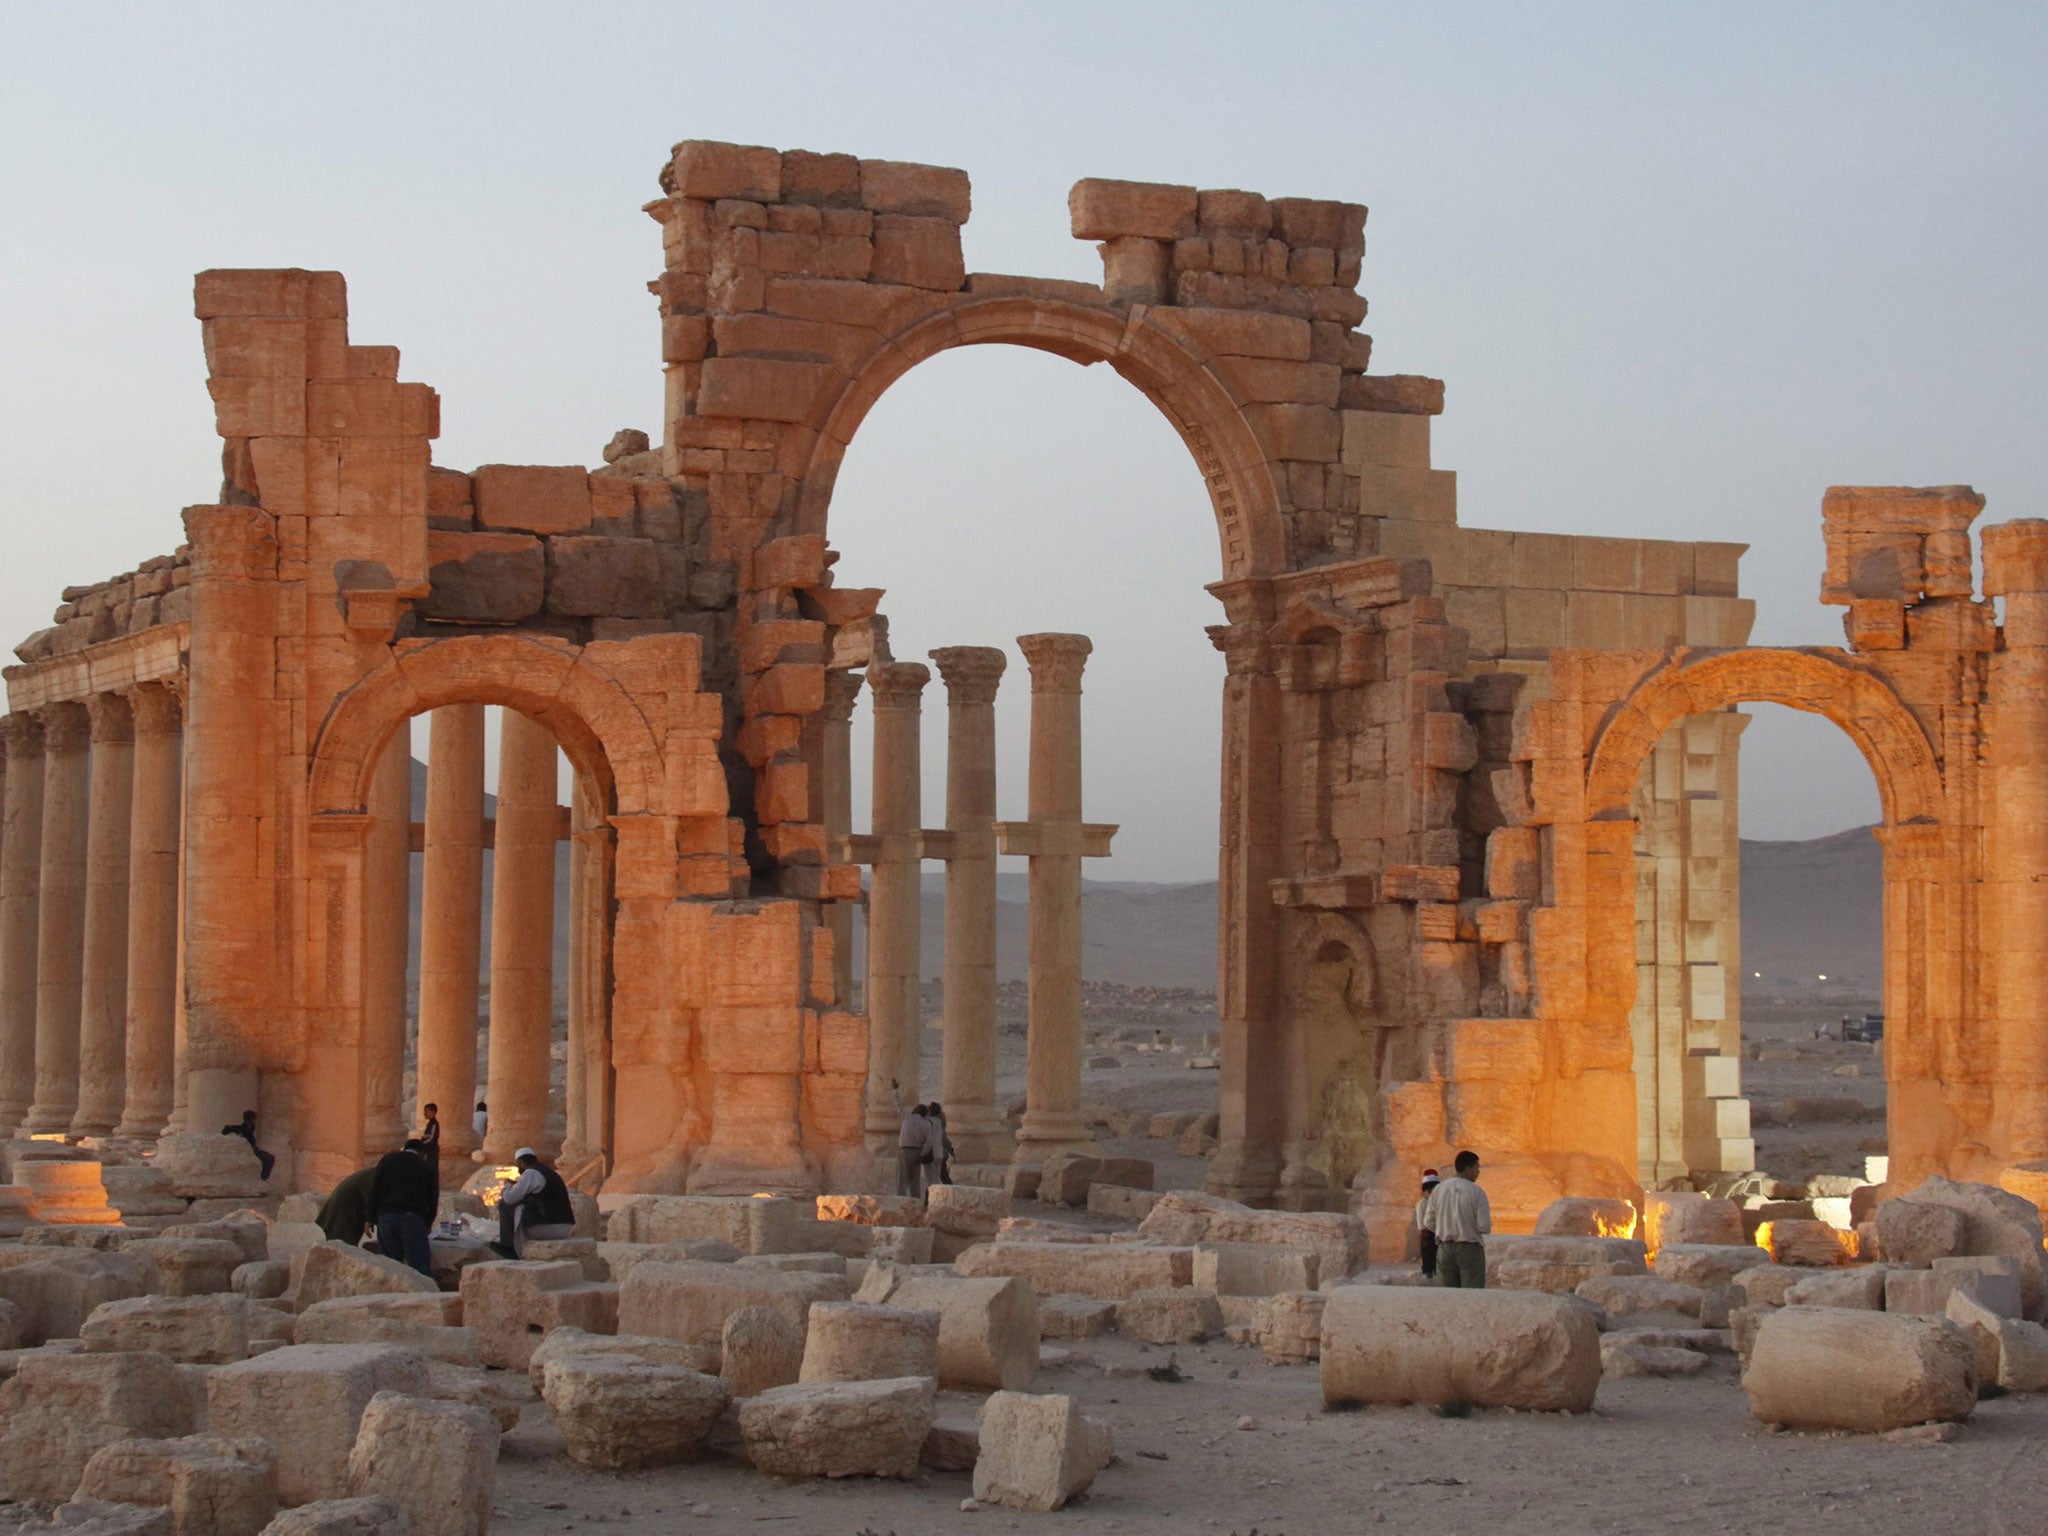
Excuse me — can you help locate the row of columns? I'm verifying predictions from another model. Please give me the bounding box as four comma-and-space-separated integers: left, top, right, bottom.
0, 685, 183, 1140
835, 634, 1113, 1165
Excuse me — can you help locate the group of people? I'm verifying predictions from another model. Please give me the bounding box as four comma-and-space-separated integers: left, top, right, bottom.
1414, 1149, 1492, 1288
895, 1100, 955, 1197
310, 1100, 575, 1275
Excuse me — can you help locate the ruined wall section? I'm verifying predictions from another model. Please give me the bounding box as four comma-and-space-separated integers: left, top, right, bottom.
13, 551, 192, 666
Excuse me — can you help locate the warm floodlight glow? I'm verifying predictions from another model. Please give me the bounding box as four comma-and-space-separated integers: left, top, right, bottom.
476, 1166, 521, 1208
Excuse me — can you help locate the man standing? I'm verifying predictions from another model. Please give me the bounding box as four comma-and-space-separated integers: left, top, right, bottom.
368, 1139, 438, 1276
493, 1147, 577, 1258
1423, 1150, 1491, 1289
896, 1102, 932, 1198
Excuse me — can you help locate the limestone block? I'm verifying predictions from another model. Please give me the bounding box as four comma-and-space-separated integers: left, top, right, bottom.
1786, 1266, 1888, 1309
256, 1496, 409, 1535
294, 1243, 439, 1308
1321, 1287, 1601, 1413
1744, 1309, 1975, 1432
1932, 1255, 2025, 1319
1533, 1198, 1638, 1240
871, 1226, 934, 1265
81, 1295, 285, 1364
526, 1325, 712, 1395
1944, 1289, 2005, 1384
1574, 1275, 1703, 1323
46, 1499, 172, 1533
20, 1161, 121, 1225
1644, 1192, 1744, 1249
1116, 1288, 1222, 1345
266, 1224, 326, 1266
295, 1295, 477, 1365
344, 1391, 497, 1536
617, 1259, 846, 1354
604, 1194, 800, 1254
1764, 1219, 1853, 1267
1987, 1314, 2048, 1393
972, 1391, 1114, 1512
1875, 1198, 1969, 1268
206, 1344, 432, 1506
145, 1239, 246, 1297
1601, 1338, 1708, 1379
1652, 1244, 1771, 1290
457, 1261, 616, 1371
669, 140, 781, 202
0, 1350, 198, 1501
0, 1251, 152, 1344
857, 159, 970, 221
737, 1376, 936, 1480
1191, 1242, 1319, 1296
0, 1296, 20, 1351
925, 1186, 1010, 1240
421, 531, 543, 623
720, 1306, 804, 1397
871, 215, 964, 291
541, 1351, 729, 1470
1734, 1264, 1807, 1308
519, 1238, 606, 1282
544, 535, 666, 618
815, 1195, 925, 1228
799, 1301, 939, 1384
854, 1268, 1037, 1391
954, 1241, 1191, 1301
1087, 1185, 1162, 1222
77, 1434, 276, 1536
472, 464, 592, 535
1138, 1192, 1369, 1280
160, 1220, 270, 1268
594, 1239, 741, 1284
1039, 1297, 1114, 1340
1068, 178, 1197, 242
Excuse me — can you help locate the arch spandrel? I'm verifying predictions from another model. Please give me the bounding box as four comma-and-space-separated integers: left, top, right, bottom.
797, 294, 1286, 583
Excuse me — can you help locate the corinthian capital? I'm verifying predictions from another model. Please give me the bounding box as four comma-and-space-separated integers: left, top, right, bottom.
821, 669, 865, 725
929, 646, 1007, 707
0, 713, 43, 759
1017, 632, 1092, 692
40, 701, 90, 752
867, 661, 931, 710
126, 682, 183, 737
85, 694, 134, 745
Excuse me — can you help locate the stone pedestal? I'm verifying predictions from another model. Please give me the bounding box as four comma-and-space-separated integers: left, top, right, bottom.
72, 696, 134, 1135
998, 635, 1115, 1160
0, 715, 45, 1133
417, 704, 485, 1170
26, 703, 90, 1133
928, 646, 1009, 1161
858, 663, 929, 1152
483, 710, 558, 1162
116, 685, 181, 1138
17, 1159, 119, 1225
362, 721, 412, 1152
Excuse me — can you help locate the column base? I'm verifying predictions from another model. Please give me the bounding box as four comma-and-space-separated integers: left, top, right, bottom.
1014, 1108, 1092, 1160
111, 1112, 169, 1140
942, 1104, 1013, 1164
21, 1104, 79, 1136
1204, 1138, 1282, 1205
864, 1103, 904, 1155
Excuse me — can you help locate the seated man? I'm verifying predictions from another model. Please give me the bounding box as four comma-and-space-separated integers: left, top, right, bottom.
492, 1147, 576, 1258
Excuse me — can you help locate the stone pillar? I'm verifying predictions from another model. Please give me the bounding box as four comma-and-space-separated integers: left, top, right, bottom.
72, 695, 134, 1135
0, 715, 44, 1134
25, 703, 91, 1133
361, 720, 411, 1152
861, 662, 929, 1151
820, 670, 863, 1011
929, 646, 1009, 1162
416, 704, 485, 1169
564, 773, 611, 1168
115, 684, 180, 1138
483, 710, 558, 1162
1001, 634, 1115, 1160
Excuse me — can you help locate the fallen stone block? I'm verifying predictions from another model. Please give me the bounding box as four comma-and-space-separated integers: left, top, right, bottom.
541, 1350, 730, 1469
1086, 1185, 1162, 1222
232, 1261, 290, 1300
1729, 1306, 1766, 1369
77, 1434, 276, 1536
1116, 1287, 1222, 1345
603, 1194, 799, 1254
81, 1295, 288, 1364
255, 1496, 409, 1535
1933, 1255, 2025, 1319
920, 1404, 980, 1471
720, 1305, 804, 1397
47, 1499, 173, 1534
1532, 1197, 1638, 1239
1786, 1266, 1888, 1310
926, 1186, 1010, 1241
1733, 1264, 1806, 1308
737, 1252, 849, 1277
1875, 1198, 1969, 1268
1894, 1177, 2046, 1319
137, 1238, 245, 1298
0, 1295, 20, 1351
344, 1390, 496, 1536
1988, 1314, 2048, 1392
617, 1259, 845, 1356
593, 1239, 741, 1284
800, 1301, 939, 1384
1644, 1192, 1744, 1248
159, 1220, 270, 1268
1945, 1289, 2005, 1383
1575, 1275, 1703, 1323
1039, 1296, 1115, 1340
1601, 1337, 1709, 1379
854, 1267, 1037, 1390
871, 1226, 934, 1265
295, 1294, 476, 1365
264, 1224, 326, 1268
1762, 1219, 1853, 1267
0, 1250, 152, 1344
737, 1376, 935, 1480
1191, 1241, 1318, 1296
526, 1324, 714, 1395
1262, 1291, 1327, 1364
972, 1390, 1114, 1512
293, 1243, 439, 1309
206, 1343, 431, 1506
816, 1195, 925, 1228
1321, 1286, 1602, 1412
954, 1241, 1191, 1301
457, 1260, 616, 1371
521, 1238, 607, 1282
1140, 1192, 1368, 1279
420, 1359, 533, 1433
1653, 1244, 1772, 1290
1744, 1308, 1976, 1432
0, 1351, 198, 1502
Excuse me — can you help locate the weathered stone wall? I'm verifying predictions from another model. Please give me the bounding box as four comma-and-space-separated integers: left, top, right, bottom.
13, 551, 191, 664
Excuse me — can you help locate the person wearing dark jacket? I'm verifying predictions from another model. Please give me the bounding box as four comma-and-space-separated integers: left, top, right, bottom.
222, 1110, 275, 1180
492, 1147, 576, 1258
369, 1139, 439, 1275
315, 1165, 378, 1245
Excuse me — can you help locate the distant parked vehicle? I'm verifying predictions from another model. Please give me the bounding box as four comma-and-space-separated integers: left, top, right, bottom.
1840, 1013, 1885, 1043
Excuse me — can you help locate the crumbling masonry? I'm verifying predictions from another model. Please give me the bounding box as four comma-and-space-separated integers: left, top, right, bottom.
4, 141, 2044, 1243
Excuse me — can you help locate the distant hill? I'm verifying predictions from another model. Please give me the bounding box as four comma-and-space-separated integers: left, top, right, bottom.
1737, 825, 1882, 995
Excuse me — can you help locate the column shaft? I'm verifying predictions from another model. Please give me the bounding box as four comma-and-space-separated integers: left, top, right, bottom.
116, 685, 181, 1137
820, 671, 862, 1010
27, 703, 91, 1132
416, 704, 484, 1166
931, 646, 1008, 1161
484, 710, 558, 1162
1015, 634, 1093, 1157
863, 663, 929, 1150
0, 716, 44, 1132
361, 720, 412, 1151
72, 696, 134, 1134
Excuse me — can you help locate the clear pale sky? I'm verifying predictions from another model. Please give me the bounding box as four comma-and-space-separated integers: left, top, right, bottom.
3, 4, 2042, 879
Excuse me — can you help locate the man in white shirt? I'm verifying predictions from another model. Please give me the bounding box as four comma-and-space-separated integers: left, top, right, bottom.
1421, 1149, 1492, 1288
897, 1103, 933, 1198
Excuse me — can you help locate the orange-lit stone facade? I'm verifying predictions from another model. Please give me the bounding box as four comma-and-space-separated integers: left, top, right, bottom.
3, 142, 2040, 1232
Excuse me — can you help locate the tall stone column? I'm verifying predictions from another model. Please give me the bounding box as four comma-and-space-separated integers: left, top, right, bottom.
0, 715, 44, 1134
861, 662, 929, 1151
116, 684, 180, 1138
929, 646, 1009, 1161
1000, 634, 1115, 1159
484, 710, 558, 1162
26, 702, 91, 1133
361, 720, 412, 1152
416, 704, 484, 1169
820, 670, 863, 1010
72, 695, 134, 1134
